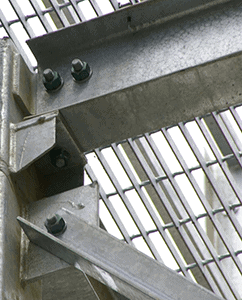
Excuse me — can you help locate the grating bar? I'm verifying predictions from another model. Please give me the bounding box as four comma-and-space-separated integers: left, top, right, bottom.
212, 112, 242, 169
196, 117, 242, 204
94, 148, 165, 263
111, 142, 193, 279
177, 249, 242, 272
9, 0, 36, 38
220, 112, 242, 152
29, 0, 53, 33
89, 0, 103, 16
101, 153, 242, 198
68, 0, 88, 22
113, 202, 242, 238
49, 0, 71, 27
127, 137, 225, 297
109, 0, 120, 10
229, 106, 242, 133
85, 163, 133, 244
143, 133, 241, 299
0, 10, 33, 69
162, 124, 242, 279
178, 122, 242, 240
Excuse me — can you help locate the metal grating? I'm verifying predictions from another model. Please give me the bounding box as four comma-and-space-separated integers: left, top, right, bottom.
84, 106, 242, 300
1, 0, 242, 299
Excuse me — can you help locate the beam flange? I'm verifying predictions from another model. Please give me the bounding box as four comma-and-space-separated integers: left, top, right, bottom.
27, 0, 242, 151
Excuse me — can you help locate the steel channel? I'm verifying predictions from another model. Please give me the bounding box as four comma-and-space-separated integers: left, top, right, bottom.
85, 164, 133, 244
143, 133, 241, 299
49, 0, 70, 27
178, 122, 242, 243
127, 137, 223, 296
29, 0, 53, 33
162, 125, 242, 279
196, 117, 242, 203
111, 142, 193, 279
212, 112, 242, 169
94, 148, 165, 262
9, 0, 36, 38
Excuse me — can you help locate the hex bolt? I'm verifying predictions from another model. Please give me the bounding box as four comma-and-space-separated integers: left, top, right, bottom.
72, 59, 84, 72
43, 68, 63, 92
47, 215, 57, 225
43, 68, 55, 82
49, 148, 70, 169
71, 58, 92, 82
44, 214, 67, 236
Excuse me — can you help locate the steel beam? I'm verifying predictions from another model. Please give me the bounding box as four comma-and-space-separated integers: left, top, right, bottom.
18, 211, 225, 300
27, 0, 242, 151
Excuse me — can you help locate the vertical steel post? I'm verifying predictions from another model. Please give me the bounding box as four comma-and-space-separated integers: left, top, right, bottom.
0, 38, 41, 299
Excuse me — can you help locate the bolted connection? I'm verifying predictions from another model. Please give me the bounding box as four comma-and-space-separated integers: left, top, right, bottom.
43, 68, 63, 91
44, 214, 67, 236
71, 58, 92, 82
50, 148, 70, 168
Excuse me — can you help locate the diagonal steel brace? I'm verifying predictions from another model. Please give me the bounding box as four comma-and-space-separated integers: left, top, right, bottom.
17, 211, 225, 300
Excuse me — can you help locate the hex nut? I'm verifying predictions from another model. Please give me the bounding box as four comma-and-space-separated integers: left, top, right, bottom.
50, 148, 70, 168
43, 68, 63, 91
44, 214, 67, 236
71, 59, 92, 82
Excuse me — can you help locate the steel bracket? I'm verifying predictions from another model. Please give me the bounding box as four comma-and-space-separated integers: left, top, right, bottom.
18, 206, 225, 300
10, 111, 86, 199
20, 182, 101, 300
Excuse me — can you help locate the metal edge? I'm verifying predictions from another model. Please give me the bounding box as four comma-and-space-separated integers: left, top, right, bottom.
27, 0, 234, 68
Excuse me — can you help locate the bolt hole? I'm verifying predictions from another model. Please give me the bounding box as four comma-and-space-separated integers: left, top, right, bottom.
127, 16, 131, 23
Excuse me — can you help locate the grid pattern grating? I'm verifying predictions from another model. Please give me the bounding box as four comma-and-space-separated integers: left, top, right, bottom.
1, 1, 242, 299
85, 105, 242, 299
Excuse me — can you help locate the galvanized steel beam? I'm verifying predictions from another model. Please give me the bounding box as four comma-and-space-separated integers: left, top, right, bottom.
18, 211, 225, 300
27, 0, 242, 151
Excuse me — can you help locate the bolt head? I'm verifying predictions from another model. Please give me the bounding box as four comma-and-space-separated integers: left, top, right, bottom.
43, 68, 55, 82
55, 157, 66, 168
47, 215, 57, 225
71, 60, 92, 82
50, 148, 70, 168
44, 214, 67, 236
72, 59, 84, 72
43, 69, 63, 91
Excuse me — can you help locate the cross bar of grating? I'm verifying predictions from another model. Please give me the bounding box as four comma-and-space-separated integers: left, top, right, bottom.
85, 104, 242, 300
